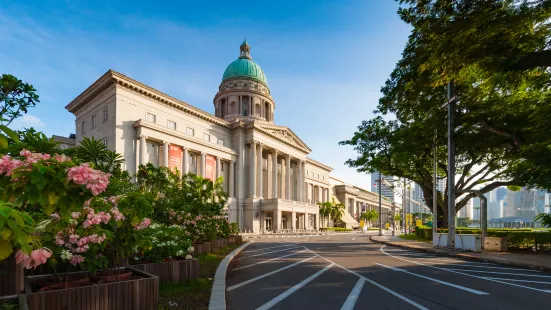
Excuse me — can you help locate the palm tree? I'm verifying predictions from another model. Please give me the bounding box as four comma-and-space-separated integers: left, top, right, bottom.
76, 136, 124, 172
534, 213, 551, 228
330, 198, 345, 227
317, 201, 332, 228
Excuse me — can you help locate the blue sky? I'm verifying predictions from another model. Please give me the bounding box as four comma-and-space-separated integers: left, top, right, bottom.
0, 0, 410, 188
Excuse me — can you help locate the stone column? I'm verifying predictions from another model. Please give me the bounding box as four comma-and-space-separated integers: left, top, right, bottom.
274, 210, 281, 232
291, 211, 296, 232
281, 156, 286, 199
183, 147, 189, 174
139, 135, 147, 165
257, 143, 263, 198
229, 160, 235, 198
200, 152, 206, 177
216, 156, 221, 180
272, 150, 278, 199
285, 155, 291, 200
249, 141, 256, 198
267, 152, 272, 198
163, 142, 169, 167
296, 160, 301, 202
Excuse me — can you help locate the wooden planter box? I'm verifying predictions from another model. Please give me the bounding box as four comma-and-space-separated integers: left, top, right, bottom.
233, 235, 243, 244
24, 267, 158, 310
209, 240, 221, 252
132, 259, 198, 283
0, 254, 17, 297
192, 243, 211, 255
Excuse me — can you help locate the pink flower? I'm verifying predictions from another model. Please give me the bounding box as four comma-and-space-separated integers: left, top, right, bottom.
0, 155, 25, 176
134, 218, 151, 230
16, 248, 51, 269
67, 165, 110, 196
41, 154, 51, 160
71, 212, 81, 219
54, 154, 71, 163
70, 255, 85, 266
69, 234, 79, 244
50, 213, 60, 220
110, 208, 125, 221
20, 149, 32, 158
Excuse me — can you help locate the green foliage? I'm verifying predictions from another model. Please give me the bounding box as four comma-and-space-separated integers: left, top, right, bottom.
229, 222, 240, 236
325, 227, 352, 232
135, 223, 192, 263
72, 136, 124, 173
534, 213, 551, 228
318, 198, 345, 227
0, 201, 36, 260
361, 210, 378, 225
0, 74, 39, 126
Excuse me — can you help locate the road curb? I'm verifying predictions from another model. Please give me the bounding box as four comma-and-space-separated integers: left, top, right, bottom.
208, 241, 253, 310
242, 232, 366, 239
369, 236, 551, 272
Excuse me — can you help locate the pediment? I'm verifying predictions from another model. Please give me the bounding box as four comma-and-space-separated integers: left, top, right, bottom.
256, 124, 311, 152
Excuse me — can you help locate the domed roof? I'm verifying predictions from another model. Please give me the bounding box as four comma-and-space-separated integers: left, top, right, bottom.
222, 40, 268, 86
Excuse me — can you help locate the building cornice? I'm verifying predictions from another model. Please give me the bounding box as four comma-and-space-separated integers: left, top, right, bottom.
66, 69, 231, 128
252, 122, 312, 154
306, 158, 333, 172
134, 119, 237, 156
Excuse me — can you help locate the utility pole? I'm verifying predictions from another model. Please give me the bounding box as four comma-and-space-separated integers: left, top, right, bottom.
378, 172, 383, 236
442, 81, 458, 249
408, 185, 412, 234
403, 179, 407, 235
433, 126, 438, 240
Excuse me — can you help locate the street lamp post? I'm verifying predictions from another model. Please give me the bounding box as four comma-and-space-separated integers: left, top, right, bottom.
378, 172, 383, 236
432, 126, 438, 242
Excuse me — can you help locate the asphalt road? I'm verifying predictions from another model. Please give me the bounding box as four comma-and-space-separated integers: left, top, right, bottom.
226, 233, 551, 310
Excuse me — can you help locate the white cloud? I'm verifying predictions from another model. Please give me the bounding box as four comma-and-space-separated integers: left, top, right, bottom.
10, 114, 45, 131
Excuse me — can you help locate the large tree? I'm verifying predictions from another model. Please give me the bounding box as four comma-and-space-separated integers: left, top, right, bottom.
341, 0, 551, 227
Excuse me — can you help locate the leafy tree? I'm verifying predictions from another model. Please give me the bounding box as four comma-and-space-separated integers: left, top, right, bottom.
534, 213, 551, 228
329, 198, 345, 225
341, 0, 551, 227
0, 74, 39, 126
361, 209, 378, 227
17, 128, 61, 155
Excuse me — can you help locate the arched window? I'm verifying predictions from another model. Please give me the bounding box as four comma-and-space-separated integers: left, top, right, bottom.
264, 102, 270, 120
220, 99, 226, 118
242, 96, 249, 116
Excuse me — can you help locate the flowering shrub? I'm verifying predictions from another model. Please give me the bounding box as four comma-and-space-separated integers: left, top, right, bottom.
134, 223, 192, 263
230, 222, 240, 236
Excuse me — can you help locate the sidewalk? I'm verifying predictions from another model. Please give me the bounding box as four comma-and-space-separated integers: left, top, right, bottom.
370, 235, 551, 272
242, 231, 366, 239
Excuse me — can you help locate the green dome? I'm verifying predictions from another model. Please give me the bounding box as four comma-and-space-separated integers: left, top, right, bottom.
222, 58, 268, 86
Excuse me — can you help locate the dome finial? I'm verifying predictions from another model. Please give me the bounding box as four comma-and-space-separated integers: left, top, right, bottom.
239, 39, 251, 60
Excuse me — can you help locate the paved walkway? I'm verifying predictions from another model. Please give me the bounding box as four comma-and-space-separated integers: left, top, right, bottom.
371, 235, 551, 272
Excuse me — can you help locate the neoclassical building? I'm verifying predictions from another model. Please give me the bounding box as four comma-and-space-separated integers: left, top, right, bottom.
64, 40, 395, 232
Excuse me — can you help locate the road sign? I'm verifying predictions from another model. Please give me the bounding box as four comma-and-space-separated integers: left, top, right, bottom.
385, 223, 390, 229
416, 219, 422, 227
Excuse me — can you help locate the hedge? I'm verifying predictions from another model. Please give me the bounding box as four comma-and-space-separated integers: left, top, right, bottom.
414, 226, 551, 252
325, 227, 353, 232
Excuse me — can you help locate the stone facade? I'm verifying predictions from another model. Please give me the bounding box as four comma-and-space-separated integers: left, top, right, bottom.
64, 42, 398, 233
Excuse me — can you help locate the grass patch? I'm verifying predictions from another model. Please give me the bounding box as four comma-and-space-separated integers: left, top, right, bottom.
158, 243, 243, 310
398, 234, 431, 243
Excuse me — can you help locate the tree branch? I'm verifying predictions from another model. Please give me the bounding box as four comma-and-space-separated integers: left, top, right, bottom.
479, 120, 522, 147
456, 155, 483, 189
459, 158, 497, 190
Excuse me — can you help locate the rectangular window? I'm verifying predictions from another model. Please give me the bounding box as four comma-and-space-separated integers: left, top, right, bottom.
91, 115, 96, 128
82, 122, 86, 133
146, 113, 156, 123
101, 137, 107, 146
186, 127, 194, 136
189, 154, 196, 165
306, 170, 308, 175
102, 107, 108, 122
317, 173, 320, 179
217, 138, 224, 146
168, 120, 176, 130
203, 133, 210, 142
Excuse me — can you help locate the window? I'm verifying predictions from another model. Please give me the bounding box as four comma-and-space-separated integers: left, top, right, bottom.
217, 138, 224, 146
91, 115, 96, 128
102, 107, 108, 122
101, 137, 107, 146
186, 127, 194, 136
189, 154, 196, 165
317, 173, 320, 179
203, 133, 210, 142
146, 113, 156, 123
168, 120, 176, 130
322, 176, 325, 180
306, 170, 308, 175
82, 121, 86, 133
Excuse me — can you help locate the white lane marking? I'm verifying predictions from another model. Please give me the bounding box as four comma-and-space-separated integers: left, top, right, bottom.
482, 277, 551, 285
429, 263, 541, 273
255, 263, 335, 310
374, 263, 488, 295
233, 249, 309, 271
239, 246, 303, 259
380, 245, 551, 294
408, 257, 498, 265
352, 238, 356, 241
443, 268, 551, 278
241, 244, 297, 254
306, 248, 429, 310
228, 256, 317, 291
340, 278, 366, 310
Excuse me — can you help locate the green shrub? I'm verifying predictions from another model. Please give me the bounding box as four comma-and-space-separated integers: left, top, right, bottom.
326, 227, 352, 232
